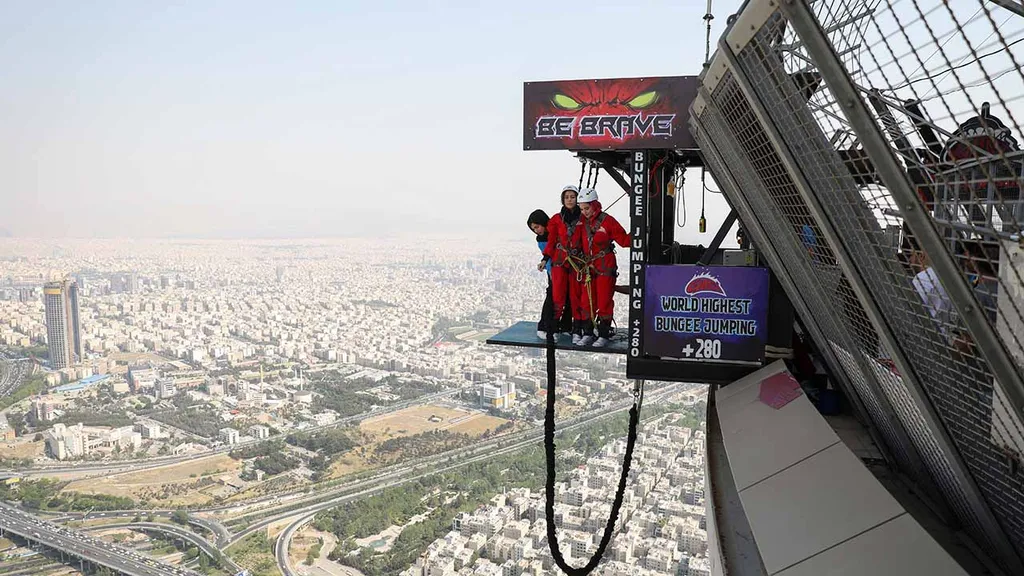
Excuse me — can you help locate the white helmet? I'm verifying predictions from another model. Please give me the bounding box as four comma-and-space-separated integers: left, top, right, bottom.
578, 187, 599, 203
562, 184, 579, 195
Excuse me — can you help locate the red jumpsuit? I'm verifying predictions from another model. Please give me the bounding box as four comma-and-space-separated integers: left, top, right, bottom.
543, 212, 585, 323
579, 202, 630, 325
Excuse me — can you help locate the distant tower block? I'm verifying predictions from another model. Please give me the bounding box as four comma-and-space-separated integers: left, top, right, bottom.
44, 278, 82, 370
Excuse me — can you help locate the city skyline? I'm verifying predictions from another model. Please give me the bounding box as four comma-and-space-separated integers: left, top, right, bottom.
0, 236, 710, 576
3, 0, 1021, 574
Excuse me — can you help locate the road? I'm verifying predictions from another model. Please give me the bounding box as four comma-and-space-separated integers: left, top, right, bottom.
271, 437, 570, 576
224, 395, 651, 542
0, 502, 200, 576
80, 521, 242, 573
0, 383, 684, 576
55, 509, 233, 549
3, 386, 468, 479
270, 436, 574, 576
272, 387, 678, 576
11, 394, 653, 572
0, 357, 32, 401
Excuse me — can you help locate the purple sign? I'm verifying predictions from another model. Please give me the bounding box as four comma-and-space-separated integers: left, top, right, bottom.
643, 265, 770, 364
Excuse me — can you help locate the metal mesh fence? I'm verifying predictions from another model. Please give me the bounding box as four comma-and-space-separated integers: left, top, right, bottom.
793, 0, 1024, 559
693, 0, 1024, 568
696, 75, 929, 493
734, 9, 1000, 549
699, 62, 984, 545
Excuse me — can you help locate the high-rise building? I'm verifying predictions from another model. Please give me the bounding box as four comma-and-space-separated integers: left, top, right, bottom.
219, 428, 240, 445
156, 379, 177, 399
32, 398, 59, 422
44, 278, 82, 369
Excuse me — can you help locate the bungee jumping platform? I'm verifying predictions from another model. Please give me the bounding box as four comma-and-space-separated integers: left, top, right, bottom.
486, 321, 628, 354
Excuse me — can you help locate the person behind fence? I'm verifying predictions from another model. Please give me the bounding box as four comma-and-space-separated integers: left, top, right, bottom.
908, 237, 953, 338
951, 239, 1000, 356
538, 185, 584, 343
577, 187, 630, 348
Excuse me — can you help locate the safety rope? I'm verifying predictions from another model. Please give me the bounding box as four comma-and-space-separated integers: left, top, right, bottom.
562, 252, 596, 324
576, 160, 597, 189
699, 169, 707, 233
544, 317, 643, 576
649, 157, 666, 199
605, 192, 627, 211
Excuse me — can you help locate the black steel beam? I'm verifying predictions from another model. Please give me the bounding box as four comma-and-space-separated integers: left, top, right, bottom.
697, 210, 738, 265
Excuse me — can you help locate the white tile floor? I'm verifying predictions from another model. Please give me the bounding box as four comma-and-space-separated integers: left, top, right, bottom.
715, 362, 968, 575
739, 443, 905, 574
775, 514, 967, 576
718, 376, 840, 491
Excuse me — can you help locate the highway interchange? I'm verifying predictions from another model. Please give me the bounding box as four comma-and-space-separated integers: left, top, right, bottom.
272, 386, 678, 575
0, 501, 201, 576
0, 364, 686, 575
79, 521, 242, 573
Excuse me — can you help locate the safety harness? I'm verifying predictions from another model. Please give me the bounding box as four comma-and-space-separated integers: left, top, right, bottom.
576, 211, 618, 322
583, 213, 617, 278
551, 217, 583, 267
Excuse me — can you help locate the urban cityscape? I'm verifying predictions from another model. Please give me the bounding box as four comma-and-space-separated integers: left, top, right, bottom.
0, 238, 710, 576
6, 0, 1024, 573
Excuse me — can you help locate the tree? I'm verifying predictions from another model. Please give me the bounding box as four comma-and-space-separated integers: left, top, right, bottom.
171, 509, 190, 524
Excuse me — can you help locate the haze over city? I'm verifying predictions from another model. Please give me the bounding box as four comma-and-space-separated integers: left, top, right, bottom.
0, 4, 735, 576
0, 0, 737, 241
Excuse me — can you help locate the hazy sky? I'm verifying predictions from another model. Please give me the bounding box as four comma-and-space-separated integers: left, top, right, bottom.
0, 1, 741, 242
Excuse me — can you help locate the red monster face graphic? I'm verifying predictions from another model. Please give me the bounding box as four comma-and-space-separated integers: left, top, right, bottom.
523, 76, 698, 151
684, 272, 727, 297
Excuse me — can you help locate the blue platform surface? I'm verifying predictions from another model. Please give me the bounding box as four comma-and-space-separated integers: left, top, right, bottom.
486, 321, 628, 355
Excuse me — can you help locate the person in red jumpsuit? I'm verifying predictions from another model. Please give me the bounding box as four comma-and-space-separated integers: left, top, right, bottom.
577, 187, 630, 347
539, 185, 585, 343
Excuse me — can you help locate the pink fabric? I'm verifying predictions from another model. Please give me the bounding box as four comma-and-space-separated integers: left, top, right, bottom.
759, 371, 803, 409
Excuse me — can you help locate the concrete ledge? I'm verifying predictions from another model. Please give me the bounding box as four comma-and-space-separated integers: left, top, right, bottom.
711, 361, 968, 576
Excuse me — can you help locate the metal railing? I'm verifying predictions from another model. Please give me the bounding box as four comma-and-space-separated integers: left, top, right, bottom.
692, 0, 1024, 571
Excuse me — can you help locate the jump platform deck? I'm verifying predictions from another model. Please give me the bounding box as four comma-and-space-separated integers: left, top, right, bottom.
486, 321, 628, 355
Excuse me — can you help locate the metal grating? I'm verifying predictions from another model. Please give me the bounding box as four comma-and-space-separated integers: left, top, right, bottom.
693, 0, 1024, 570
692, 102, 897, 464
733, 10, 994, 553
701, 68, 957, 523
696, 79, 924, 486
